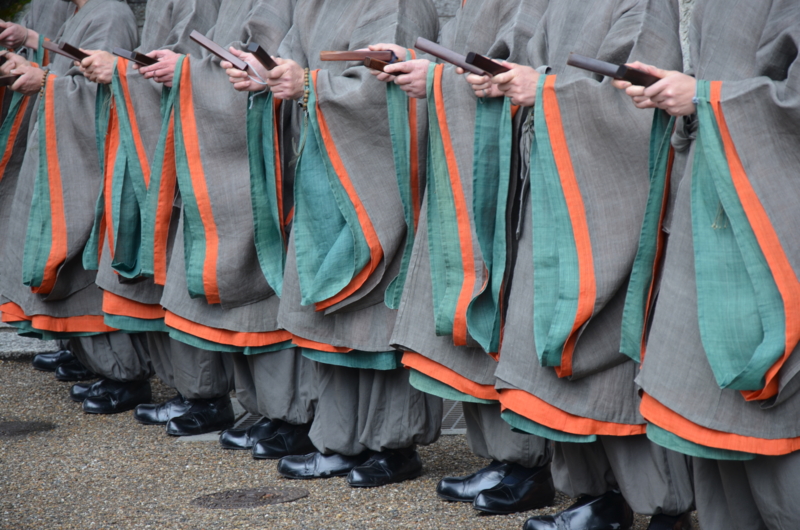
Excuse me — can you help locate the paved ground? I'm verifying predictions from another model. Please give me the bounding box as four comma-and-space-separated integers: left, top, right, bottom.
0, 356, 699, 530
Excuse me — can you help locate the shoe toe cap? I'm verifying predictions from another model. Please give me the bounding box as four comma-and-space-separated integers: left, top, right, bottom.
523, 516, 558, 530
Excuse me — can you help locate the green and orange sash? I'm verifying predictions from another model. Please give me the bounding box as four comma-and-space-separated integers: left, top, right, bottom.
384, 49, 422, 310
620, 109, 675, 362
292, 70, 380, 310
529, 75, 597, 378
247, 90, 287, 296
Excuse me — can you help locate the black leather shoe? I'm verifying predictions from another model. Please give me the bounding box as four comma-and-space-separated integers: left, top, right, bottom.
648, 512, 693, 530
82, 380, 153, 415
473, 463, 555, 514
347, 448, 423, 488
523, 490, 633, 530
70, 378, 115, 403
437, 460, 515, 502
251, 423, 315, 459
54, 359, 95, 382
278, 451, 372, 479
134, 394, 192, 425
165, 395, 235, 436
220, 418, 284, 450
32, 350, 74, 372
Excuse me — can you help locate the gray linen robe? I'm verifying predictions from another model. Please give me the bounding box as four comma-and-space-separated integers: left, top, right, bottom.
274, 0, 443, 455
492, 0, 694, 515
90, 0, 237, 396
390, 0, 550, 467
0, 0, 147, 380
0, 0, 74, 297
636, 0, 800, 525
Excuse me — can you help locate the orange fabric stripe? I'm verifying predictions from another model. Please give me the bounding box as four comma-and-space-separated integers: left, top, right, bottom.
542, 75, 597, 377
641, 147, 675, 362
0, 95, 30, 182
32, 75, 68, 295
273, 98, 285, 236
102, 291, 165, 320
285, 206, 295, 226
401, 351, 501, 401
433, 63, 476, 346
164, 310, 291, 347
501, 387, 646, 437
709, 81, 800, 401
407, 49, 421, 230
0, 302, 115, 333
102, 100, 120, 260
153, 115, 177, 285
178, 59, 220, 304
117, 58, 151, 186
292, 336, 353, 353
641, 392, 800, 455
310, 70, 384, 311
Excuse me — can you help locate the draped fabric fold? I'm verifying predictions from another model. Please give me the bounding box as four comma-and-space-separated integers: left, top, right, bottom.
619, 110, 675, 362
247, 92, 287, 296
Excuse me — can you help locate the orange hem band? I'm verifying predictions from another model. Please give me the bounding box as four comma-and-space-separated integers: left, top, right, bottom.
401, 351, 500, 401
164, 310, 290, 348
500, 387, 645, 437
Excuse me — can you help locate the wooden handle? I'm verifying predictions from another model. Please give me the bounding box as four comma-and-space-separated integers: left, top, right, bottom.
413, 37, 484, 76
320, 50, 397, 63
190, 30, 248, 71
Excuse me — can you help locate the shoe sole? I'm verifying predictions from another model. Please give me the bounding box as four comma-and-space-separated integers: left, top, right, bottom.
219, 443, 253, 450
435, 491, 474, 503
472, 495, 557, 515
134, 418, 169, 426
166, 422, 235, 437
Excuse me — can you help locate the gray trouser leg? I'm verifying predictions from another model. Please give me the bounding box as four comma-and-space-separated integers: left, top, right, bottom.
463, 402, 552, 467
232, 348, 316, 424
167, 338, 234, 400
145, 332, 176, 390
694, 453, 800, 530
553, 435, 694, 516
70, 331, 152, 382
309, 364, 443, 456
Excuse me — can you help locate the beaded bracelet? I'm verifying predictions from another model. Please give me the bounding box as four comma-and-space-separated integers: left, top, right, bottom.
39, 67, 50, 98
299, 67, 310, 108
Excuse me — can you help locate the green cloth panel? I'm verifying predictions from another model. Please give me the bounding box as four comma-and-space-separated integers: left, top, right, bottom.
692, 81, 784, 391
501, 409, 594, 443
408, 368, 495, 404
424, 64, 463, 337
104, 314, 167, 333
83, 83, 112, 271
384, 52, 417, 309
530, 75, 582, 368
21, 74, 56, 290
620, 110, 675, 362
466, 97, 511, 354
166, 323, 291, 354
171, 56, 211, 301
301, 348, 401, 371
139, 77, 179, 279
247, 91, 286, 296
293, 74, 370, 306
646, 422, 755, 461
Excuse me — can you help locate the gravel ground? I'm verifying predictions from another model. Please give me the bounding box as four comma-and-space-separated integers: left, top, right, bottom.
0, 360, 698, 530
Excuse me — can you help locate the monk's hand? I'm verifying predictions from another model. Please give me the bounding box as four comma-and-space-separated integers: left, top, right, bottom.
139, 49, 180, 87
10, 64, 45, 95
80, 50, 115, 84
222, 48, 268, 92
490, 63, 538, 106
384, 59, 430, 99
266, 57, 304, 101
459, 68, 504, 99
366, 43, 408, 82
0, 50, 26, 75
612, 62, 695, 116
0, 21, 29, 50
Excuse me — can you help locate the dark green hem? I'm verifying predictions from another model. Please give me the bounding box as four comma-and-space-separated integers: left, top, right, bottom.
646, 423, 756, 461
408, 369, 495, 404
501, 410, 595, 443
300, 349, 401, 370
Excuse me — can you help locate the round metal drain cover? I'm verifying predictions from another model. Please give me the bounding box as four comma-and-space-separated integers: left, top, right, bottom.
0, 421, 56, 437
191, 487, 309, 509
